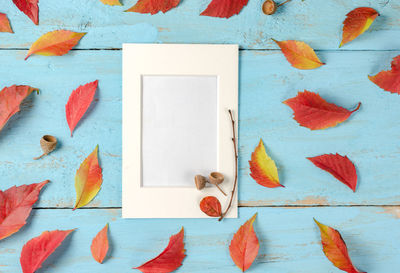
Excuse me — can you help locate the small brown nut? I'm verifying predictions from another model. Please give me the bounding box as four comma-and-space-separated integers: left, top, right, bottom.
40, 135, 57, 155
209, 172, 224, 185
195, 175, 207, 190
262, 0, 277, 15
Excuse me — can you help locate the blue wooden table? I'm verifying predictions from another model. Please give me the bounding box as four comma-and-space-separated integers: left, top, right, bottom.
1, 0, 400, 272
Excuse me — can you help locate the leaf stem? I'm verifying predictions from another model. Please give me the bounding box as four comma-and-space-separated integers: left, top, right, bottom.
278, 0, 291, 7
215, 184, 227, 196
33, 153, 46, 160
350, 102, 362, 113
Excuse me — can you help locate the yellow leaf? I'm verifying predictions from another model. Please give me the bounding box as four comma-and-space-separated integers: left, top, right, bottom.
100, 0, 122, 6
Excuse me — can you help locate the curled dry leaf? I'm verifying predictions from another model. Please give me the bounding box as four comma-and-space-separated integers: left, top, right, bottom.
314, 219, 366, 273
272, 39, 325, 70
284, 90, 361, 130
368, 55, 400, 94
12, 0, 39, 25
100, 0, 122, 6
0, 85, 39, 132
340, 7, 379, 48
200, 196, 222, 217
25, 30, 86, 60
0, 13, 13, 33
0, 181, 49, 241
229, 213, 259, 272
73, 145, 103, 210
201, 0, 249, 18
308, 154, 358, 192
126, 0, 180, 14
134, 228, 186, 273
249, 139, 283, 188
20, 229, 75, 273
91, 224, 109, 264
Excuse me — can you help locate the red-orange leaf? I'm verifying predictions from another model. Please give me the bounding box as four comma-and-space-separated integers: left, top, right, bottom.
0, 181, 49, 241
308, 154, 358, 192
272, 39, 325, 70
20, 229, 75, 273
200, 196, 222, 217
0, 85, 39, 132
125, 0, 180, 14
91, 223, 109, 264
134, 227, 186, 273
12, 0, 39, 25
340, 7, 379, 47
284, 90, 361, 130
368, 55, 400, 94
201, 0, 249, 18
25, 30, 86, 60
0, 13, 13, 33
229, 213, 259, 272
314, 219, 366, 273
65, 80, 98, 136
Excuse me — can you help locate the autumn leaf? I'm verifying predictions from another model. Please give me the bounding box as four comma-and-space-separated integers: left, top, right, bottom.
340, 7, 379, 47
100, 0, 122, 5
368, 55, 400, 94
308, 154, 358, 192
272, 39, 325, 70
25, 30, 86, 60
284, 90, 361, 130
12, 0, 39, 25
65, 80, 98, 136
0, 181, 49, 241
125, 0, 180, 14
0, 13, 13, 33
201, 0, 249, 18
91, 224, 109, 264
200, 196, 222, 217
249, 139, 283, 188
134, 227, 186, 273
230, 213, 259, 272
314, 219, 366, 273
0, 85, 39, 132
20, 229, 75, 273
73, 145, 103, 210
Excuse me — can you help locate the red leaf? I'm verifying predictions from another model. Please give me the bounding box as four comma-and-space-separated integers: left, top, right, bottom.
0, 181, 49, 241
0, 85, 39, 132
65, 80, 98, 136
200, 196, 222, 217
284, 90, 361, 130
134, 228, 186, 273
125, 0, 180, 14
315, 219, 366, 273
308, 154, 358, 192
91, 223, 109, 264
12, 0, 39, 25
229, 213, 259, 272
201, 0, 249, 18
369, 55, 400, 94
0, 13, 13, 33
20, 229, 75, 273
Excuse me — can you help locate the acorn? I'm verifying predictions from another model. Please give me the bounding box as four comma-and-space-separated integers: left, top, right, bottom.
194, 172, 227, 196
195, 175, 207, 190
262, 0, 291, 15
34, 135, 57, 160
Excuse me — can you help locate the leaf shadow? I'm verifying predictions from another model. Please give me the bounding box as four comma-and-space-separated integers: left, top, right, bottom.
104, 224, 114, 263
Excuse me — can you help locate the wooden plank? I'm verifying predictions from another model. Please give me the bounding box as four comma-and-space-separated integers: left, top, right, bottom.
0, 0, 399, 50
0, 50, 399, 207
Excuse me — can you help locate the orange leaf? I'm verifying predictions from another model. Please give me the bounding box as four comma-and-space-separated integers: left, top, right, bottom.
12, 0, 39, 25
91, 223, 109, 264
201, 0, 249, 18
20, 229, 75, 273
200, 196, 222, 217
340, 7, 379, 47
0, 13, 13, 33
308, 154, 358, 192
125, 0, 180, 14
73, 145, 103, 210
0, 181, 49, 241
100, 0, 122, 5
272, 39, 325, 70
284, 90, 361, 130
368, 55, 400, 94
314, 219, 366, 273
65, 80, 98, 136
229, 213, 259, 272
0, 85, 39, 132
134, 227, 186, 273
25, 30, 86, 60
249, 139, 283, 188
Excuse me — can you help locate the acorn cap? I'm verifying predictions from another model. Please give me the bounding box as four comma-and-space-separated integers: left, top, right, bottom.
40, 135, 57, 155
209, 172, 224, 185
262, 0, 277, 15
195, 175, 207, 190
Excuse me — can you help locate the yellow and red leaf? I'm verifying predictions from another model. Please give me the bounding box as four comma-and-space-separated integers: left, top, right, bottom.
73, 145, 103, 210
12, 0, 39, 25
125, 0, 180, 14
284, 90, 361, 130
200, 196, 222, 217
229, 213, 259, 272
368, 55, 400, 94
100, 0, 122, 6
91, 223, 109, 264
0, 13, 13, 33
134, 227, 186, 273
201, 0, 249, 18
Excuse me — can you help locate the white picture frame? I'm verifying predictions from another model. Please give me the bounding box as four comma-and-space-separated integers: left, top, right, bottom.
122, 44, 238, 218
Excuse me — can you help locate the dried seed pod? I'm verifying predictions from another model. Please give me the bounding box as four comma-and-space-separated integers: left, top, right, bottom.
262, 0, 291, 15
195, 175, 207, 190
34, 135, 57, 160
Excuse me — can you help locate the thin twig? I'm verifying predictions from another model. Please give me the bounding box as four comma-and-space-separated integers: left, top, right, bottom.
33, 154, 46, 160
219, 109, 238, 221
215, 184, 227, 196
278, 0, 291, 7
